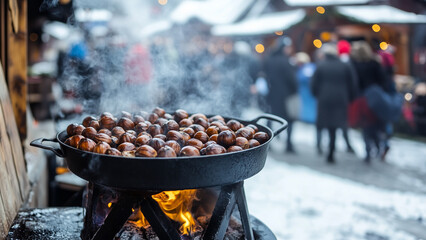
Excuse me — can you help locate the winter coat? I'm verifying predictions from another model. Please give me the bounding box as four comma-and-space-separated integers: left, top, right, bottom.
352, 59, 386, 93
263, 53, 297, 120
311, 55, 357, 129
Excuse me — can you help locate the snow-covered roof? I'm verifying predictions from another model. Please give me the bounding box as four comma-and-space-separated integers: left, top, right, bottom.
211, 9, 306, 36
337, 5, 426, 24
284, 0, 370, 6
170, 0, 255, 25
74, 9, 113, 22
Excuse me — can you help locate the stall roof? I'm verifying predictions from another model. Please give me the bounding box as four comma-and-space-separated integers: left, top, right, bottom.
74, 8, 113, 22
284, 0, 370, 6
211, 9, 306, 36
170, 0, 255, 25
336, 5, 426, 24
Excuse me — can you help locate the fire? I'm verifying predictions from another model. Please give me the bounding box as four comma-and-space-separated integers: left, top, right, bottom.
132, 190, 198, 235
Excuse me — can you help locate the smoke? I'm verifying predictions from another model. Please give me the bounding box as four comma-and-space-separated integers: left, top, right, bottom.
50, 0, 256, 118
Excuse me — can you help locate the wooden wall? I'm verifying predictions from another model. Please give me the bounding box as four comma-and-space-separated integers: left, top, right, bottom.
0, 0, 30, 237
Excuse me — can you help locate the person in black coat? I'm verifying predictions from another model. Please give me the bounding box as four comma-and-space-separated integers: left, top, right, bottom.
311, 44, 357, 163
263, 38, 298, 152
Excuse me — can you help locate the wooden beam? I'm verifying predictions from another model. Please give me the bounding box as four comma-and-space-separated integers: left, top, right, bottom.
6, 0, 27, 142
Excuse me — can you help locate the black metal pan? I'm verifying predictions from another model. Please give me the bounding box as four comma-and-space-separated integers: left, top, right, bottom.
31, 114, 287, 191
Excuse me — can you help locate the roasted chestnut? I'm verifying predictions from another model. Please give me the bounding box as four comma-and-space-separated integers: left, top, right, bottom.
118, 117, 135, 131
100, 115, 116, 130
194, 131, 209, 143
137, 111, 149, 119
209, 115, 225, 123
149, 138, 166, 151
133, 115, 145, 125
137, 132, 152, 138
190, 113, 208, 122
235, 137, 249, 149
135, 134, 152, 146
94, 133, 112, 145
106, 148, 122, 156
134, 122, 149, 133
68, 135, 84, 148
209, 134, 218, 142
154, 134, 167, 141
73, 125, 85, 136
118, 132, 136, 144
155, 118, 168, 127
166, 130, 184, 145
248, 139, 260, 148
206, 126, 219, 136
122, 150, 136, 157
246, 124, 258, 133
205, 144, 227, 155
194, 118, 209, 129
179, 119, 193, 128
120, 111, 133, 120
98, 128, 112, 137
217, 130, 236, 148
126, 130, 137, 136
93, 142, 111, 154
147, 124, 163, 137
77, 138, 96, 152
117, 142, 136, 152
253, 132, 269, 144
82, 116, 97, 127
165, 140, 181, 154
64, 138, 71, 145
186, 138, 203, 150
226, 119, 241, 132
204, 141, 216, 147
162, 120, 180, 133
180, 146, 200, 157
89, 120, 100, 130
182, 127, 195, 137
100, 112, 113, 118
164, 113, 173, 119
210, 121, 225, 128
218, 125, 230, 133
82, 127, 97, 139
153, 107, 166, 117
112, 126, 126, 137
148, 113, 159, 124
111, 136, 119, 147
227, 146, 243, 152
200, 148, 207, 155
174, 109, 189, 122
235, 127, 254, 140
157, 146, 177, 157
180, 131, 191, 143
189, 124, 205, 133
135, 145, 157, 157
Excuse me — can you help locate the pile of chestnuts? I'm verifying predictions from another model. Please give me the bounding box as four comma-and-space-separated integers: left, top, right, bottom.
65, 107, 270, 158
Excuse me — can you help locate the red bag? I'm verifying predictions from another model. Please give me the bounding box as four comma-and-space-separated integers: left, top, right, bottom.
348, 97, 378, 128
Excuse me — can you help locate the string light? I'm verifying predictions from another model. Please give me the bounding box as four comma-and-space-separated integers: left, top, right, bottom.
313, 39, 322, 48
255, 44, 265, 53
404, 93, 412, 101
380, 42, 388, 50
372, 24, 381, 32
275, 31, 283, 36
158, 0, 167, 5
320, 32, 331, 42
316, 6, 325, 14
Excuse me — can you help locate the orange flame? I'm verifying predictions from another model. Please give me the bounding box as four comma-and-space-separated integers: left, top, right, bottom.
131, 190, 198, 235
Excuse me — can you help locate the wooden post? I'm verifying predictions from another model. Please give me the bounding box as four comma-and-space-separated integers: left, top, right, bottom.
5, 0, 27, 142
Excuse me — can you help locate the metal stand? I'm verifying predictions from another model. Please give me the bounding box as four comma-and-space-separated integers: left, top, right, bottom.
83, 181, 254, 240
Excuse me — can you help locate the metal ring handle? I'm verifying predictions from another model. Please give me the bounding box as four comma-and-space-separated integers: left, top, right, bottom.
30, 137, 64, 157
250, 114, 288, 137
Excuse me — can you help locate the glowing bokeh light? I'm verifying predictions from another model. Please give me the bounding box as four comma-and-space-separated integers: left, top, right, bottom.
158, 0, 167, 5
316, 6, 325, 14
29, 33, 38, 42
320, 32, 331, 41
313, 39, 322, 48
275, 31, 284, 36
372, 24, 381, 32
380, 41, 388, 50
255, 44, 265, 53
405, 93, 413, 101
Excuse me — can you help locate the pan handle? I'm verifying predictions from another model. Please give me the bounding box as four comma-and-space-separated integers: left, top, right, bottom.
250, 114, 288, 137
30, 137, 64, 158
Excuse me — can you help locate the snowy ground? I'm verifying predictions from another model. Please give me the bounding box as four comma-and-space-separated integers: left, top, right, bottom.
242, 109, 426, 240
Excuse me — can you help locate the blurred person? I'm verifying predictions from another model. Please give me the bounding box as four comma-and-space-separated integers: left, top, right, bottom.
263, 38, 298, 153
413, 82, 426, 136
295, 52, 316, 124
311, 44, 357, 163
351, 41, 388, 162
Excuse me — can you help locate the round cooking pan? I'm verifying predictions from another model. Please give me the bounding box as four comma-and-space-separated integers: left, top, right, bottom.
31, 114, 287, 191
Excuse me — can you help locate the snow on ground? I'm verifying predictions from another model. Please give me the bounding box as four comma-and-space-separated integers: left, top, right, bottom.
245, 158, 426, 240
